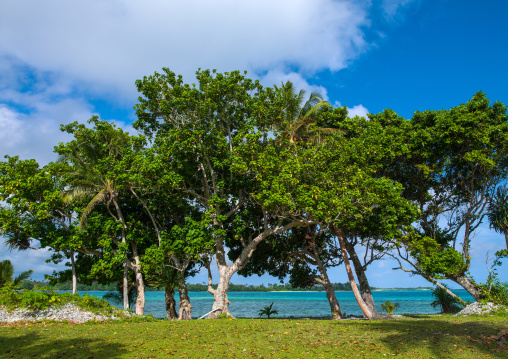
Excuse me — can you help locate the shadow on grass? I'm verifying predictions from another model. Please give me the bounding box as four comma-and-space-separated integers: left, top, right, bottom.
0, 330, 127, 358
354, 318, 507, 358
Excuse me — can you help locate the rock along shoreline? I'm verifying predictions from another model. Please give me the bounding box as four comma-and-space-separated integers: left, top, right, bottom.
0, 303, 133, 324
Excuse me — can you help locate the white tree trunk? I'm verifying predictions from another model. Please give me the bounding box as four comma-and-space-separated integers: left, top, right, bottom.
123, 263, 129, 310
206, 219, 308, 318
335, 227, 374, 319
178, 282, 192, 320
208, 264, 234, 318
70, 250, 77, 294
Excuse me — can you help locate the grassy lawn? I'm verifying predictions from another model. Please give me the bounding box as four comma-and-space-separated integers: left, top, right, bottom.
1, 314, 507, 358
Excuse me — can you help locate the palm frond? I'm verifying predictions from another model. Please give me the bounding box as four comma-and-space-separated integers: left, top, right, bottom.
0, 260, 14, 287
80, 189, 108, 231
12, 270, 33, 286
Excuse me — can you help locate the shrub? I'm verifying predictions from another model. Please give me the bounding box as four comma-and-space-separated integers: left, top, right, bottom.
431, 284, 463, 313
379, 301, 399, 315
0, 287, 118, 315
258, 302, 278, 319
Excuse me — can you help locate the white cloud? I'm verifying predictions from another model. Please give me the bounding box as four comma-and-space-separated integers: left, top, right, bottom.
260, 70, 329, 100
347, 104, 369, 118
0, 243, 66, 282
0, 0, 369, 101
334, 101, 369, 118
0, 99, 92, 165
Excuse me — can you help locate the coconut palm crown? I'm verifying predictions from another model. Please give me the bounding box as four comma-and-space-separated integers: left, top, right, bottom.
273, 81, 331, 144
487, 185, 508, 249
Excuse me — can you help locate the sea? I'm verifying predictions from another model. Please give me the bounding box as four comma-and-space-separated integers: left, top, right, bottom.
70, 289, 475, 319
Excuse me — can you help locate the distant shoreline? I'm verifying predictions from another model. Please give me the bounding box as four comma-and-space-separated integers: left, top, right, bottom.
64, 287, 448, 293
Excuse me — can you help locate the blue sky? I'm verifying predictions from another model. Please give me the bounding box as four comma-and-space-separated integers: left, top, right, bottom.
0, 0, 507, 288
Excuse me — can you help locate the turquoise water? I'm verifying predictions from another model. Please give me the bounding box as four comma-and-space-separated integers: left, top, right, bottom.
73, 289, 475, 319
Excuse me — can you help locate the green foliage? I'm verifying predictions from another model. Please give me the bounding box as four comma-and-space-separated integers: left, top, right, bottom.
479, 251, 508, 304
103, 287, 137, 309
430, 285, 464, 313
379, 301, 400, 315
258, 302, 278, 319
0, 260, 33, 288
479, 277, 508, 305
0, 287, 119, 314
380, 92, 508, 295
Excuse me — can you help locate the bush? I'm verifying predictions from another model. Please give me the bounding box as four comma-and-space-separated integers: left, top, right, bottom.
480, 277, 508, 305
0, 287, 118, 315
379, 300, 399, 315
431, 284, 463, 313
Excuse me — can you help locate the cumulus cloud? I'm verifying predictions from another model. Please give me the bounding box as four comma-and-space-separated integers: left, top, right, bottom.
334, 101, 369, 118
347, 104, 369, 118
0, 243, 67, 281
0, 103, 87, 165
0, 0, 369, 101
260, 70, 329, 100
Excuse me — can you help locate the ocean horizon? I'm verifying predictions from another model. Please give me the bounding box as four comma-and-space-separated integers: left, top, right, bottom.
70, 289, 476, 319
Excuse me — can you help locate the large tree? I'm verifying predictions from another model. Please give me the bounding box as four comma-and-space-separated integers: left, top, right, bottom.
56, 117, 153, 314
375, 92, 508, 300
134, 69, 320, 317
0, 156, 100, 294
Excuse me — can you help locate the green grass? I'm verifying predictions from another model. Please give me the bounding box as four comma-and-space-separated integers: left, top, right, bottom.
1, 313, 507, 358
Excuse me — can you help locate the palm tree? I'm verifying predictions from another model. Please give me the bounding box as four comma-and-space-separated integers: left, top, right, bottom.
487, 186, 508, 249
379, 300, 400, 315
58, 119, 134, 311
0, 260, 33, 288
273, 82, 331, 144
258, 302, 278, 319
103, 281, 137, 310
431, 284, 463, 313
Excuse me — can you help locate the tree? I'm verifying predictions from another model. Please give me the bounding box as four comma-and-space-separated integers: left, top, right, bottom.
134, 69, 316, 318
0, 156, 99, 294
56, 117, 151, 314
378, 92, 508, 300
488, 186, 508, 250
258, 302, 278, 319
272, 81, 330, 144
0, 260, 32, 288
236, 225, 344, 319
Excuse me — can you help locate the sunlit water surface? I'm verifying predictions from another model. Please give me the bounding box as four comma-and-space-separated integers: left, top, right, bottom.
69, 289, 475, 319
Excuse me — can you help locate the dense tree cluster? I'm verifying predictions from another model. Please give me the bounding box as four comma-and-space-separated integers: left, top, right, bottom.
1, 69, 507, 319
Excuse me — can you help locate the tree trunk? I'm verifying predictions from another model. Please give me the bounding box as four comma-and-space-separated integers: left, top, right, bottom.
129, 245, 145, 315
449, 274, 483, 301
165, 287, 178, 320
313, 250, 343, 319
122, 263, 129, 310
205, 219, 307, 319
335, 227, 375, 319
320, 278, 343, 319
505, 232, 508, 250
178, 282, 192, 320
134, 268, 145, 315
344, 240, 378, 314
70, 250, 77, 295
208, 265, 234, 318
